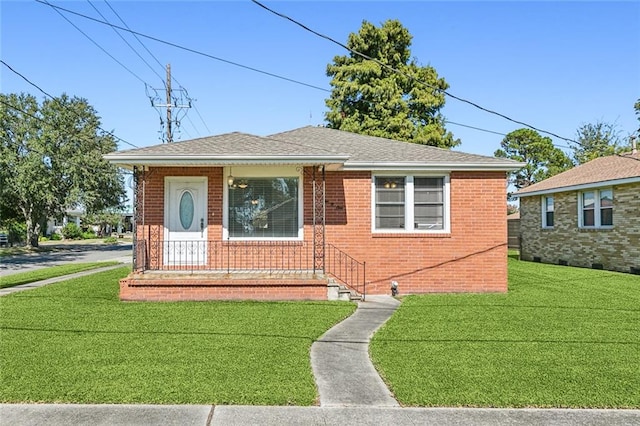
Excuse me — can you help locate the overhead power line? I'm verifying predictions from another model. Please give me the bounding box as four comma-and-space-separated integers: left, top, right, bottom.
36, 0, 585, 150
86, 0, 165, 85
250, 0, 580, 145
1, 60, 139, 149
36, 0, 330, 94
103, 0, 211, 135
103, 0, 168, 82
104, 0, 212, 135
40, 0, 148, 86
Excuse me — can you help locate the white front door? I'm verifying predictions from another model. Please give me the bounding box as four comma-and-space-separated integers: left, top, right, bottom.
164, 177, 207, 266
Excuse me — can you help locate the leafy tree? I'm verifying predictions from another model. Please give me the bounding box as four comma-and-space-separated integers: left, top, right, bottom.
507, 204, 519, 215
325, 19, 459, 148
572, 121, 622, 164
83, 208, 125, 237
494, 128, 573, 190
0, 93, 125, 248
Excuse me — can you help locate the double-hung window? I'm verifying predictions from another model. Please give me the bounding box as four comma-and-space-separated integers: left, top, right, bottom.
542, 196, 554, 228
373, 175, 449, 233
579, 188, 613, 228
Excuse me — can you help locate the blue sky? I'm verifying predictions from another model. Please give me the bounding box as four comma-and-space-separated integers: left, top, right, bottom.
1, 1, 639, 157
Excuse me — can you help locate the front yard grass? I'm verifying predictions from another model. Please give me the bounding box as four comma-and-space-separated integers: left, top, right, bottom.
0, 267, 356, 405
0, 262, 119, 289
371, 258, 640, 408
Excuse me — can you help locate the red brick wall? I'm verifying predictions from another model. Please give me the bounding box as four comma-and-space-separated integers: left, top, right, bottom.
120, 275, 327, 301
132, 167, 508, 300
316, 170, 508, 294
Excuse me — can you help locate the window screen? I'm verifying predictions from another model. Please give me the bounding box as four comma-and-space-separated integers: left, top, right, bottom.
228, 177, 298, 238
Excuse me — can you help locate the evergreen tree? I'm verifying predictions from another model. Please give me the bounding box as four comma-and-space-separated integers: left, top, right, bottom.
325, 20, 459, 148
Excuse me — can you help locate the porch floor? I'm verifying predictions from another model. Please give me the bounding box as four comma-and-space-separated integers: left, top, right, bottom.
130, 270, 326, 280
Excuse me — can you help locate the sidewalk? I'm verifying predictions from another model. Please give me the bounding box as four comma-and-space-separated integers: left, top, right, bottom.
1, 404, 639, 426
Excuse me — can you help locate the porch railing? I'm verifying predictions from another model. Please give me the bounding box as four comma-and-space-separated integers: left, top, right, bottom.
325, 243, 366, 300
134, 239, 366, 298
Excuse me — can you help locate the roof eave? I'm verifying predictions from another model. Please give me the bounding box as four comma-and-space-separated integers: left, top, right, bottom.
342, 161, 524, 172
104, 154, 350, 170
516, 176, 640, 197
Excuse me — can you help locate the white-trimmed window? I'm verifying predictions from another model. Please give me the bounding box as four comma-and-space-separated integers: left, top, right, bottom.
373, 174, 449, 233
579, 188, 613, 228
542, 196, 554, 228
223, 166, 303, 240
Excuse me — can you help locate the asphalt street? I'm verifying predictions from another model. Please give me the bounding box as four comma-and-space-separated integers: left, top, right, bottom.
0, 241, 132, 277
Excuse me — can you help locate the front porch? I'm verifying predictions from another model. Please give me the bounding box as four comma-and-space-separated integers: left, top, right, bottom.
122, 239, 366, 301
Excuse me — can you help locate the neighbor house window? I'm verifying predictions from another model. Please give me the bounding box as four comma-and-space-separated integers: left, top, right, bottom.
373, 175, 449, 232
542, 196, 554, 228
579, 188, 613, 228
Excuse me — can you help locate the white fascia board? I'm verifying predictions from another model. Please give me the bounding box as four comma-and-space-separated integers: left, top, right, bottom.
104, 154, 349, 167
342, 161, 524, 172
516, 176, 640, 197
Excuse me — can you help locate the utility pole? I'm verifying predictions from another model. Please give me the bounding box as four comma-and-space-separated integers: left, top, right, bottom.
146, 63, 192, 143
166, 64, 172, 143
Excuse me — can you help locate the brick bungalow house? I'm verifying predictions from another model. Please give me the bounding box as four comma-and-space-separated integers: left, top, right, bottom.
516, 151, 640, 274
105, 126, 522, 301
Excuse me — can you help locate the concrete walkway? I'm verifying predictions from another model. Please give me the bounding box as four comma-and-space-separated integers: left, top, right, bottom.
0, 263, 130, 297
311, 295, 400, 407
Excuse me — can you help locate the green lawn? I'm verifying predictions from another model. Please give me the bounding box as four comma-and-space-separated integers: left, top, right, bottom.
0, 267, 356, 405
371, 258, 640, 408
0, 262, 119, 289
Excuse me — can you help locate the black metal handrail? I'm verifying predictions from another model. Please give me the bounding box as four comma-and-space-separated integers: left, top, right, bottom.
133, 239, 366, 299
325, 243, 366, 300
140, 240, 312, 274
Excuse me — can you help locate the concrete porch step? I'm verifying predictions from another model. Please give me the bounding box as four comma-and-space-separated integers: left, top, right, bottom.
327, 279, 362, 301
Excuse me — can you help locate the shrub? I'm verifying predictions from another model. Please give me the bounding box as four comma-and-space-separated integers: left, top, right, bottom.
61, 223, 82, 240
50, 233, 62, 241
81, 231, 96, 240
103, 236, 118, 244
1, 220, 26, 243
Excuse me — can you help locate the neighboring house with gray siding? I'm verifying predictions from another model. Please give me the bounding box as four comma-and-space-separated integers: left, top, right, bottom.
516, 151, 640, 274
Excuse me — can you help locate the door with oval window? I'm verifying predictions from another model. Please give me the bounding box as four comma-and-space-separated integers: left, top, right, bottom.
164, 177, 207, 266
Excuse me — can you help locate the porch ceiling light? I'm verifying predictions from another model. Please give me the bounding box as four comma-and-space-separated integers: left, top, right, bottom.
227, 167, 234, 187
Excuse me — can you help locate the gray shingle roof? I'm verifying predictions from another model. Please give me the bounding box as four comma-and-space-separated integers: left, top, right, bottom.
108, 131, 343, 157
105, 126, 522, 171
270, 126, 517, 167
517, 152, 640, 196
